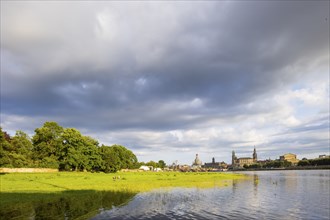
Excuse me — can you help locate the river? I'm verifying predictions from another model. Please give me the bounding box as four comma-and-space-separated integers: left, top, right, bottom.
92, 170, 330, 220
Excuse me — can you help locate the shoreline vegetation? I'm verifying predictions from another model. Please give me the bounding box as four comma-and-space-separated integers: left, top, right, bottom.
232, 165, 330, 171
1, 122, 143, 173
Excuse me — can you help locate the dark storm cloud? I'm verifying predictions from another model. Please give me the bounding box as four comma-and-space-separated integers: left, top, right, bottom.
1, 1, 329, 162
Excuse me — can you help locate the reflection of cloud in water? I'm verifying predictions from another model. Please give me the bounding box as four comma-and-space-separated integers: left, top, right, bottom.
93, 188, 232, 219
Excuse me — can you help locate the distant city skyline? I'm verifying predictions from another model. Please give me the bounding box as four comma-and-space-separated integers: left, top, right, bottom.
1, 1, 329, 165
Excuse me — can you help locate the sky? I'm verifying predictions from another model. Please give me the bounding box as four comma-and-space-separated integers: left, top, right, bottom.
1, 1, 329, 165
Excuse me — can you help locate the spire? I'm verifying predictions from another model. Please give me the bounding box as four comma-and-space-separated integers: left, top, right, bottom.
232, 150, 236, 166
253, 146, 257, 162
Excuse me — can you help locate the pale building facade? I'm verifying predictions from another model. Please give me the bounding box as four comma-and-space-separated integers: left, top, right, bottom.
280, 153, 299, 164
203, 157, 228, 169
192, 154, 202, 169
232, 147, 258, 168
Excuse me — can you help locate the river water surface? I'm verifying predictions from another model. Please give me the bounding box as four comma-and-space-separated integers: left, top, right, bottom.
93, 170, 330, 220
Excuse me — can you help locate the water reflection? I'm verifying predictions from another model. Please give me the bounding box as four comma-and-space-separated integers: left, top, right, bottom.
253, 174, 259, 194
93, 170, 329, 220
0, 190, 136, 220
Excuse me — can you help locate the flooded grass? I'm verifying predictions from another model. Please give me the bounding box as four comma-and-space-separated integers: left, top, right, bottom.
0, 171, 246, 219
0, 172, 245, 199
0, 190, 137, 220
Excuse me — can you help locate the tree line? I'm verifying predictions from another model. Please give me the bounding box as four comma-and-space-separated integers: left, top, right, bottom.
0, 122, 139, 172
243, 160, 293, 169
139, 160, 166, 169
243, 158, 330, 169
297, 158, 330, 167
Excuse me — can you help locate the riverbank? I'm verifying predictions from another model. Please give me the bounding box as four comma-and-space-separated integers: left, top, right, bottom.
232, 165, 330, 171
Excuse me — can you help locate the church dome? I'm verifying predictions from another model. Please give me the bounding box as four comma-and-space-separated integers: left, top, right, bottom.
193, 154, 202, 166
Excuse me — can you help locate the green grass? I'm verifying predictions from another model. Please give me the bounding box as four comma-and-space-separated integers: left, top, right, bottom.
1, 171, 245, 193
0, 172, 247, 219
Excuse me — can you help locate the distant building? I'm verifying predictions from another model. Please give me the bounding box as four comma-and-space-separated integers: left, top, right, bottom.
203, 157, 228, 169
139, 166, 151, 171
279, 153, 299, 165
192, 154, 202, 169
319, 155, 330, 159
258, 159, 272, 166
232, 147, 258, 168
237, 157, 254, 167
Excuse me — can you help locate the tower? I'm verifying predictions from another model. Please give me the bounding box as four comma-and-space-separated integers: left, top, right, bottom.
192, 154, 202, 168
212, 157, 215, 164
232, 151, 236, 167
253, 146, 257, 162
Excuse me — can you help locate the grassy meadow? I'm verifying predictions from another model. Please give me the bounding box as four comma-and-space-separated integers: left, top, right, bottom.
0, 171, 246, 219
1, 171, 245, 201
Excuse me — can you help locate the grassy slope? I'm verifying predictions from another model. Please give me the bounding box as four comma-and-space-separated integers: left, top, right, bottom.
0, 171, 246, 193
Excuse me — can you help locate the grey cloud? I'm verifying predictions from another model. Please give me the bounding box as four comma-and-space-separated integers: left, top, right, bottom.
273, 115, 329, 136
1, 1, 329, 162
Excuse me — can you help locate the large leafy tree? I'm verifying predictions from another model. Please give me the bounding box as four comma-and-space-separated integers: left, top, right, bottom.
111, 145, 138, 169
59, 128, 102, 171
98, 145, 138, 173
82, 136, 103, 171
10, 131, 34, 167
12, 131, 33, 156
0, 128, 13, 167
1, 122, 139, 172
59, 128, 88, 171
98, 145, 121, 173
32, 122, 64, 168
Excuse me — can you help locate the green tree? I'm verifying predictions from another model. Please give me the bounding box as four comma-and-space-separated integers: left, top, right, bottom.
32, 122, 64, 168
298, 160, 310, 166
10, 131, 34, 167
158, 160, 166, 168
59, 128, 87, 171
146, 161, 158, 168
111, 145, 138, 169
0, 123, 140, 172
82, 136, 103, 171
98, 145, 121, 173
59, 128, 103, 171
98, 145, 138, 173
12, 131, 33, 156
0, 128, 13, 167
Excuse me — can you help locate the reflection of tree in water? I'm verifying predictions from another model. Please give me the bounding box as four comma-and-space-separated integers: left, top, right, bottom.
283, 172, 298, 191
253, 174, 259, 186
232, 179, 238, 193
0, 190, 136, 220
253, 174, 259, 195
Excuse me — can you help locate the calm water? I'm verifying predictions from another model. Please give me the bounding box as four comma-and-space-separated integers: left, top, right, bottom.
93, 170, 330, 220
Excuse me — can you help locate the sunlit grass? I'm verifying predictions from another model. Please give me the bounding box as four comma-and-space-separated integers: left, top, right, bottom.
1, 171, 245, 193
0, 171, 247, 205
